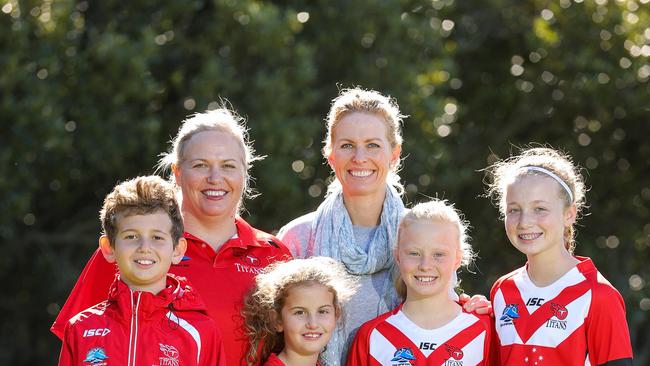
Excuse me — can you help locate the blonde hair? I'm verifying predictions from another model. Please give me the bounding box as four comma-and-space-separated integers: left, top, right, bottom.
100, 175, 183, 246
323, 87, 405, 195
242, 257, 358, 366
485, 146, 586, 253
394, 199, 474, 299
156, 106, 263, 211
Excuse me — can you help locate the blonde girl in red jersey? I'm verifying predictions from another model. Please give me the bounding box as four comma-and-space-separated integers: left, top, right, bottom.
347, 199, 493, 366
243, 257, 358, 366
486, 147, 633, 365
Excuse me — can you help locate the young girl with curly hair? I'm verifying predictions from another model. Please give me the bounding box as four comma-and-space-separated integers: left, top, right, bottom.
243, 257, 358, 366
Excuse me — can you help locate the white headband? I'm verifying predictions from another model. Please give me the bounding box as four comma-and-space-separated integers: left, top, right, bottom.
521, 166, 574, 203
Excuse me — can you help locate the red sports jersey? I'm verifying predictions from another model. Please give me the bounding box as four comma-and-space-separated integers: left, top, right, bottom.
52, 217, 292, 366
491, 256, 633, 366
347, 303, 493, 366
58, 274, 225, 366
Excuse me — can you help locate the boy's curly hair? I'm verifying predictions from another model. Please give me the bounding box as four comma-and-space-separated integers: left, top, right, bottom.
99, 175, 183, 246
242, 257, 358, 365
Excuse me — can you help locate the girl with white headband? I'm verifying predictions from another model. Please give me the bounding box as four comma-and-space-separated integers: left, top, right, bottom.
485, 147, 633, 365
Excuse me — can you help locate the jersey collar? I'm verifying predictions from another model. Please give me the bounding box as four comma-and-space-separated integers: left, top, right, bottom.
182, 216, 264, 250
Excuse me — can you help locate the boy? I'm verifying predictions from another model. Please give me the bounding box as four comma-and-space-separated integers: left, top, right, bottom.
58, 175, 225, 366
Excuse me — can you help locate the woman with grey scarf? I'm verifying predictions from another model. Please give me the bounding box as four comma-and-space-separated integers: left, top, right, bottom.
278, 87, 489, 365
278, 87, 409, 365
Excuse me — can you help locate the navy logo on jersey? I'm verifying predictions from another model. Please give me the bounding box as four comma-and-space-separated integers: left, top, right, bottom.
181, 255, 191, 261
419, 341, 437, 350
83, 347, 108, 364
546, 302, 568, 330
500, 304, 520, 323
391, 347, 416, 365
525, 297, 545, 306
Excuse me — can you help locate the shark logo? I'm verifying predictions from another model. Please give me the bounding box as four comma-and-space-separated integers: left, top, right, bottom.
391, 347, 416, 363
500, 304, 520, 322
83, 347, 108, 364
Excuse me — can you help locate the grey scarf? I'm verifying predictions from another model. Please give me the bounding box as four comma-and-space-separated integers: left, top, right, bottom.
309, 185, 404, 365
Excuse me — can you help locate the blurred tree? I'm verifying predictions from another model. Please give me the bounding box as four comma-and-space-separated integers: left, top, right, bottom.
0, 0, 647, 363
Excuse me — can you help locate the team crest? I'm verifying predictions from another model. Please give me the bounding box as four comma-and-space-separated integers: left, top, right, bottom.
158, 343, 179, 366
234, 251, 264, 274
443, 344, 464, 366
244, 253, 260, 266
500, 304, 520, 323
83, 347, 108, 365
550, 302, 568, 320
391, 347, 416, 365
445, 344, 463, 360
546, 302, 568, 330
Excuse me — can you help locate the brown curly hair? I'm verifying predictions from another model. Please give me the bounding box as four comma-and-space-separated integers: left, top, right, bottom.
242, 257, 358, 366
99, 175, 183, 246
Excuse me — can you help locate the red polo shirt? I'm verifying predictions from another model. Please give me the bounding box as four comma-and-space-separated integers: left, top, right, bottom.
52, 217, 292, 366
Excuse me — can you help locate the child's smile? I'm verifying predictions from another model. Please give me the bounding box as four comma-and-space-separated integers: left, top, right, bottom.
101, 211, 185, 294
397, 220, 461, 301
277, 283, 337, 360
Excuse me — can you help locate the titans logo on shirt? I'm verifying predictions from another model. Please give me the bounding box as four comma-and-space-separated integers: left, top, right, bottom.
546, 303, 569, 330
157, 343, 180, 366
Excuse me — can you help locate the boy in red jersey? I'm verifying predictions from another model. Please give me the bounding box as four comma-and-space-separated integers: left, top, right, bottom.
53, 107, 292, 366
58, 176, 225, 366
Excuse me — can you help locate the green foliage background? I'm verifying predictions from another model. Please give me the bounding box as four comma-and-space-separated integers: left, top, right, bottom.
1, 0, 648, 363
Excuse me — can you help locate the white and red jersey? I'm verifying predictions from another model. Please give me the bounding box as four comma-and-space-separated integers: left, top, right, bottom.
52, 217, 292, 366
58, 274, 225, 366
347, 303, 493, 366
491, 256, 633, 366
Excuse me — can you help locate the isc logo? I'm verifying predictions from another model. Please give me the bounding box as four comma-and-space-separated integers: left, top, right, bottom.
526, 297, 545, 307
419, 342, 438, 350
83, 328, 111, 337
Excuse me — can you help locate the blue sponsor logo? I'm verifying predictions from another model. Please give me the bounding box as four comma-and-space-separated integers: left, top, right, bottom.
83, 347, 108, 363
181, 255, 191, 261
500, 304, 520, 322
391, 347, 416, 362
